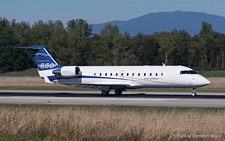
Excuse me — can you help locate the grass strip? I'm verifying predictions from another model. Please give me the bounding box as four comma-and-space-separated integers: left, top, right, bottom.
0, 104, 224, 141
0, 68, 39, 77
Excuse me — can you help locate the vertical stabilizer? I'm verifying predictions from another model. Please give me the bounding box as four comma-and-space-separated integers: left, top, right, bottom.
27, 45, 60, 71
14, 45, 61, 83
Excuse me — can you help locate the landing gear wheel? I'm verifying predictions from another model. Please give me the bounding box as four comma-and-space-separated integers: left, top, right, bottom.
192, 92, 197, 97
191, 88, 197, 97
115, 89, 123, 95
101, 90, 109, 96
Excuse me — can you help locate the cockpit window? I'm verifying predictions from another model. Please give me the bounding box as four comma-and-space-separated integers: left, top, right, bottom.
189, 71, 197, 74
180, 70, 197, 74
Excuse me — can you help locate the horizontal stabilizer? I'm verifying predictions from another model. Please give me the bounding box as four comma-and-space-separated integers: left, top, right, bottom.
13, 46, 42, 50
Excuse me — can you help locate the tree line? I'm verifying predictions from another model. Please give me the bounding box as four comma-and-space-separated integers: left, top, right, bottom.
0, 17, 225, 73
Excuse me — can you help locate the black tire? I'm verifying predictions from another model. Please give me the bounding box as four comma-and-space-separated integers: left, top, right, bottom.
115, 89, 122, 95
102, 90, 109, 96
192, 92, 197, 97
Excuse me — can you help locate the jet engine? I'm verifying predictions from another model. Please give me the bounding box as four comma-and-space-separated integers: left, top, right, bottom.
52, 66, 81, 77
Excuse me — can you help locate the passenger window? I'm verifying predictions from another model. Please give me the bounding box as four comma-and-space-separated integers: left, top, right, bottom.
138, 73, 140, 76
94, 73, 96, 76
116, 73, 118, 76
150, 73, 152, 76
110, 73, 112, 76
121, 73, 123, 76
105, 73, 107, 76
161, 73, 163, 76
144, 73, 146, 76
132, 73, 134, 76
100, 73, 102, 76
127, 73, 129, 76
156, 73, 158, 76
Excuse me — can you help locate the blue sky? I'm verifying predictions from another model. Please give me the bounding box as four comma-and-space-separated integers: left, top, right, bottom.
1, 0, 225, 25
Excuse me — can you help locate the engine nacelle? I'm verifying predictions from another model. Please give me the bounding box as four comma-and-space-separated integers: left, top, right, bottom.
52, 66, 81, 77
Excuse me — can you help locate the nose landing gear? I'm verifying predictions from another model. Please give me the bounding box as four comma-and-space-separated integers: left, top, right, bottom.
192, 88, 197, 96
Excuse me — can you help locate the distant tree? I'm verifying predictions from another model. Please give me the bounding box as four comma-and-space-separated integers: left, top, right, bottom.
48, 20, 67, 64
199, 22, 214, 38
137, 35, 160, 65
0, 17, 19, 72
214, 34, 225, 70
66, 19, 92, 65
66, 19, 92, 37
121, 31, 133, 65
198, 22, 217, 69
127, 32, 144, 65
99, 23, 121, 65
159, 29, 190, 66
31, 20, 54, 46
188, 36, 203, 68
2, 17, 225, 72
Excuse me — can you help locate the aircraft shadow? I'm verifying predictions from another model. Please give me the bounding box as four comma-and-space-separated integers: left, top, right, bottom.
0, 91, 224, 99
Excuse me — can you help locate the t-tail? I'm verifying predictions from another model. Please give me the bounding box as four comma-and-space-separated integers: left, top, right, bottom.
14, 45, 61, 83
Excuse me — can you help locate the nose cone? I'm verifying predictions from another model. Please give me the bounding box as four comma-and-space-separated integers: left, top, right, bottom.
203, 79, 210, 86
194, 76, 210, 87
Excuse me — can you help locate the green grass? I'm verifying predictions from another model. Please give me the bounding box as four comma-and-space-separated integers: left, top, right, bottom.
0, 136, 42, 141
197, 70, 225, 77
0, 68, 39, 77
1, 103, 225, 113
0, 86, 95, 91
4, 103, 225, 110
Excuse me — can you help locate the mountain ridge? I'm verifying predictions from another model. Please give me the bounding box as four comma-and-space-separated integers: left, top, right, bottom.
91, 11, 225, 36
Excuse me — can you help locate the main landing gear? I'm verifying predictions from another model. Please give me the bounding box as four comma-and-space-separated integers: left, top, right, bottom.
101, 88, 124, 96
191, 88, 197, 97
101, 89, 110, 96
115, 89, 123, 95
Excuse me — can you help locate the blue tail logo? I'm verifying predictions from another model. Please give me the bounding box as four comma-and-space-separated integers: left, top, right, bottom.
28, 45, 60, 71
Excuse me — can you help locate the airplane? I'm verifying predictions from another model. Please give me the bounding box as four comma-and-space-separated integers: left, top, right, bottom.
15, 45, 210, 96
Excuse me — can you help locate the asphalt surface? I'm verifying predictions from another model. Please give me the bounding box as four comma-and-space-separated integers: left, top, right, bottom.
0, 90, 225, 107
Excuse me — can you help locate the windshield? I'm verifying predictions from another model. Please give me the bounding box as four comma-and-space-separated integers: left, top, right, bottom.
180, 70, 198, 74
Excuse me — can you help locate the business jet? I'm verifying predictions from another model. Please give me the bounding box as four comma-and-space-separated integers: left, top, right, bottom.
15, 45, 210, 96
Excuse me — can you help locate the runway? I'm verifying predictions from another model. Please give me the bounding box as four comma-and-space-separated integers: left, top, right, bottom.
0, 90, 225, 107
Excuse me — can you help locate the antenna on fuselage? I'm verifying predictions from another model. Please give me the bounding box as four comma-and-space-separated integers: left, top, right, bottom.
162, 63, 166, 66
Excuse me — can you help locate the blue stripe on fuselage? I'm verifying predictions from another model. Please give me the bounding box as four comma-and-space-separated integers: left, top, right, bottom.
82, 75, 126, 80
47, 75, 127, 81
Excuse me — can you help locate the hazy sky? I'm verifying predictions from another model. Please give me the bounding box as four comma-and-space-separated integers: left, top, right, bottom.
1, 0, 225, 24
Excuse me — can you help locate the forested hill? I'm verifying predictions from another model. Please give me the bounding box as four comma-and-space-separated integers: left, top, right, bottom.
91, 11, 225, 36
0, 16, 225, 73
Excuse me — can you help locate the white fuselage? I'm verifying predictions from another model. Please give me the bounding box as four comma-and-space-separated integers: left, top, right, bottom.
38, 66, 210, 89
